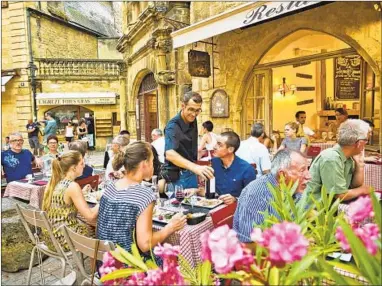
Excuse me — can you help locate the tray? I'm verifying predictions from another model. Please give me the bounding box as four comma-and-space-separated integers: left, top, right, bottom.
182, 196, 223, 209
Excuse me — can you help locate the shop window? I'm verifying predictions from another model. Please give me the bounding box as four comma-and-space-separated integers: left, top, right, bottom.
112, 112, 120, 126
2, 1, 9, 8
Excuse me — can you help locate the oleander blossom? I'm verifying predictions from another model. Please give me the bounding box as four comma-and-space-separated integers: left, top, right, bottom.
348, 195, 374, 224
201, 225, 255, 274
336, 223, 380, 255
251, 222, 309, 268
100, 251, 127, 285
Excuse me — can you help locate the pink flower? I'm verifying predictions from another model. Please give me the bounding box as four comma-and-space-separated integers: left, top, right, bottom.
336, 224, 380, 255
250, 228, 264, 244
348, 196, 374, 224
335, 227, 351, 252
201, 225, 254, 274
154, 243, 180, 259
253, 222, 309, 268
200, 230, 212, 261
100, 252, 125, 277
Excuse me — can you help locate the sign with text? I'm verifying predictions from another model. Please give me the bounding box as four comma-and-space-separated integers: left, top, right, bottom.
334, 55, 361, 100
188, 50, 211, 77
37, 97, 116, 105
211, 89, 229, 118
172, 1, 323, 48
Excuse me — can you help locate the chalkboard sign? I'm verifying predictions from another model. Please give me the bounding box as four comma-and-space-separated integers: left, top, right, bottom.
334, 55, 361, 100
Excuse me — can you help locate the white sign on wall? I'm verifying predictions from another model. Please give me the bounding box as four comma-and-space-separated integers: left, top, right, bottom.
36, 92, 117, 105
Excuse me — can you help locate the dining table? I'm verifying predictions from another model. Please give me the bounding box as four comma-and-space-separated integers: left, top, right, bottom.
3, 173, 48, 209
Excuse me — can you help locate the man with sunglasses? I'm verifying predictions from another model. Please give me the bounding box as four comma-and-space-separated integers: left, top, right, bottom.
163, 91, 214, 189
306, 119, 371, 202
1, 132, 42, 183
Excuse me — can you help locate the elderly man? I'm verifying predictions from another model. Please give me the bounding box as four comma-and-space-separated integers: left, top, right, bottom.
211, 131, 256, 205
233, 149, 311, 245
306, 119, 370, 202
151, 128, 165, 164
236, 123, 271, 179
1, 132, 43, 183
163, 91, 214, 189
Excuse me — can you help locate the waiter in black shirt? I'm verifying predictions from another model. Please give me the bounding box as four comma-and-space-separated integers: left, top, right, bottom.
164, 91, 214, 189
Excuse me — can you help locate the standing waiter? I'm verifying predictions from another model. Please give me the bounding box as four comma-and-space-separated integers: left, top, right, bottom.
163, 91, 214, 189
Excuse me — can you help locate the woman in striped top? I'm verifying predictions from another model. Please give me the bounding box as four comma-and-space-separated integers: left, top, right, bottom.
97, 141, 186, 262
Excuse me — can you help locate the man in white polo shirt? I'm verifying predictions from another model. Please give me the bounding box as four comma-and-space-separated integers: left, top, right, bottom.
236, 123, 271, 179
295, 111, 316, 138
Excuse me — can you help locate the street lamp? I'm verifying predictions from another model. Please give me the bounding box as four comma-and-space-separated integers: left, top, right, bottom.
27, 62, 38, 120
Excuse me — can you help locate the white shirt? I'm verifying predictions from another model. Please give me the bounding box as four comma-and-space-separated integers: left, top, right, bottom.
235, 137, 272, 179
152, 136, 165, 164
303, 126, 315, 136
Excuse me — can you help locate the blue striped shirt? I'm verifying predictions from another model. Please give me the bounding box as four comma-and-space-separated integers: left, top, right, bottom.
97, 182, 156, 257
233, 173, 302, 243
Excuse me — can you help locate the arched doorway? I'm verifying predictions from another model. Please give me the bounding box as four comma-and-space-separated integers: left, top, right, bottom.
136, 72, 158, 141
242, 29, 379, 146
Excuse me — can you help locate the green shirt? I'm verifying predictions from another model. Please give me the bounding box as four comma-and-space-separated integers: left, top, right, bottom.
306, 144, 355, 201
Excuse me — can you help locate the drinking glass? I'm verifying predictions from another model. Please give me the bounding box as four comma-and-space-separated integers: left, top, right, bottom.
165, 183, 175, 206
175, 185, 185, 211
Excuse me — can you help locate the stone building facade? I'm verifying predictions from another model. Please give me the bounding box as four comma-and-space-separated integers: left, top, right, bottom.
1, 1, 123, 149
119, 1, 380, 149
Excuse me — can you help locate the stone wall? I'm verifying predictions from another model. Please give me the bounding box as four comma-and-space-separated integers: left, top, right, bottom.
176, 1, 381, 137
190, 2, 243, 24
98, 39, 123, 59
30, 15, 98, 59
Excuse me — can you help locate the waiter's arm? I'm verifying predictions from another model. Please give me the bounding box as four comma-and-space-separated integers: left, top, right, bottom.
166, 149, 214, 180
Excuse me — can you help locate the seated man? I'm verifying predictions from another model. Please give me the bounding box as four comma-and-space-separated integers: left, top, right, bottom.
236, 123, 271, 178
1, 132, 42, 183
233, 149, 311, 247
306, 119, 370, 202
69, 140, 94, 180
211, 131, 256, 205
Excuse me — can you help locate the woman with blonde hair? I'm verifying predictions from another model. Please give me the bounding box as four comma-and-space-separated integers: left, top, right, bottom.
97, 141, 186, 264
278, 122, 307, 153
42, 150, 99, 249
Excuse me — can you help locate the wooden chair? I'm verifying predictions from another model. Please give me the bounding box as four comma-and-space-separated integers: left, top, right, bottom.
210, 202, 237, 229
15, 204, 75, 285
60, 225, 115, 285
76, 175, 99, 191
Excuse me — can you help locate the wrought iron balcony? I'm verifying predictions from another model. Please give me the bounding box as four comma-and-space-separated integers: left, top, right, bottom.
34, 58, 126, 80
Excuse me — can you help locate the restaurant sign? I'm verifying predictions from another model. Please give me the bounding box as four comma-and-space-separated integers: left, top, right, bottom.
36, 92, 117, 105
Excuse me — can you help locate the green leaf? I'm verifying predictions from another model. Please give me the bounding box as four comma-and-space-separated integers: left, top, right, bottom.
200, 260, 212, 285
317, 257, 361, 285
178, 255, 198, 285
268, 266, 279, 285
145, 259, 158, 270
114, 245, 148, 271
284, 252, 320, 285
131, 243, 142, 262
370, 189, 381, 230
326, 260, 362, 277
218, 271, 246, 281
100, 268, 144, 282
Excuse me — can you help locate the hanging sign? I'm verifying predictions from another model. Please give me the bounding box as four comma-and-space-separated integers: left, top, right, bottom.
210, 89, 229, 118
188, 50, 211, 77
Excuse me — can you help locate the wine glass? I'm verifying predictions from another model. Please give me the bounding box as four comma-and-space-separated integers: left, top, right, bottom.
165, 183, 175, 206
175, 185, 185, 211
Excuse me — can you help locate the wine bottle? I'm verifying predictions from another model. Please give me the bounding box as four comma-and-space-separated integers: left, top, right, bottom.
205, 151, 216, 199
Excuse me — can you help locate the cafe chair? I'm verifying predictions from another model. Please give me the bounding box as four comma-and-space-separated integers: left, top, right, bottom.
76, 175, 99, 191
307, 146, 321, 159
59, 225, 115, 286
15, 204, 75, 285
210, 202, 237, 229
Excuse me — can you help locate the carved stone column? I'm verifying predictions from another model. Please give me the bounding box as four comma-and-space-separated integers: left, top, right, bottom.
119, 63, 128, 131
153, 27, 174, 129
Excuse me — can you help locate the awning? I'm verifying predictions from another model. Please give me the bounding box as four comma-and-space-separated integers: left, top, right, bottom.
1, 75, 14, 92
36, 92, 117, 105
171, 1, 321, 49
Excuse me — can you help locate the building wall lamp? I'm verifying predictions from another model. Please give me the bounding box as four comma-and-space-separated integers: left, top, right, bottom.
278, 77, 296, 96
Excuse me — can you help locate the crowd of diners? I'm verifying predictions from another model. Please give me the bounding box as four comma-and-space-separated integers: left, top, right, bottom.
1, 90, 374, 264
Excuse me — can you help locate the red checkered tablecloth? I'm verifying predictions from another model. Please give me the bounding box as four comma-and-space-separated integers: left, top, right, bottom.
322, 266, 370, 285
365, 163, 382, 191
310, 142, 336, 151
3, 181, 46, 209
153, 217, 214, 268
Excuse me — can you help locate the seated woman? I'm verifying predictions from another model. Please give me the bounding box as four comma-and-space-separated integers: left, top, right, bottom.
278, 122, 308, 154
42, 135, 60, 158
97, 141, 186, 263
105, 135, 130, 181
42, 150, 99, 250
259, 132, 278, 155
69, 140, 93, 180
198, 120, 217, 160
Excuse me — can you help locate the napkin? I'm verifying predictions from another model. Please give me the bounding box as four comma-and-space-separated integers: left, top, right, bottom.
33, 180, 48, 186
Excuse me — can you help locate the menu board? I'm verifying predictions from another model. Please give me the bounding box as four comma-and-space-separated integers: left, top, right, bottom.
334, 55, 361, 100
